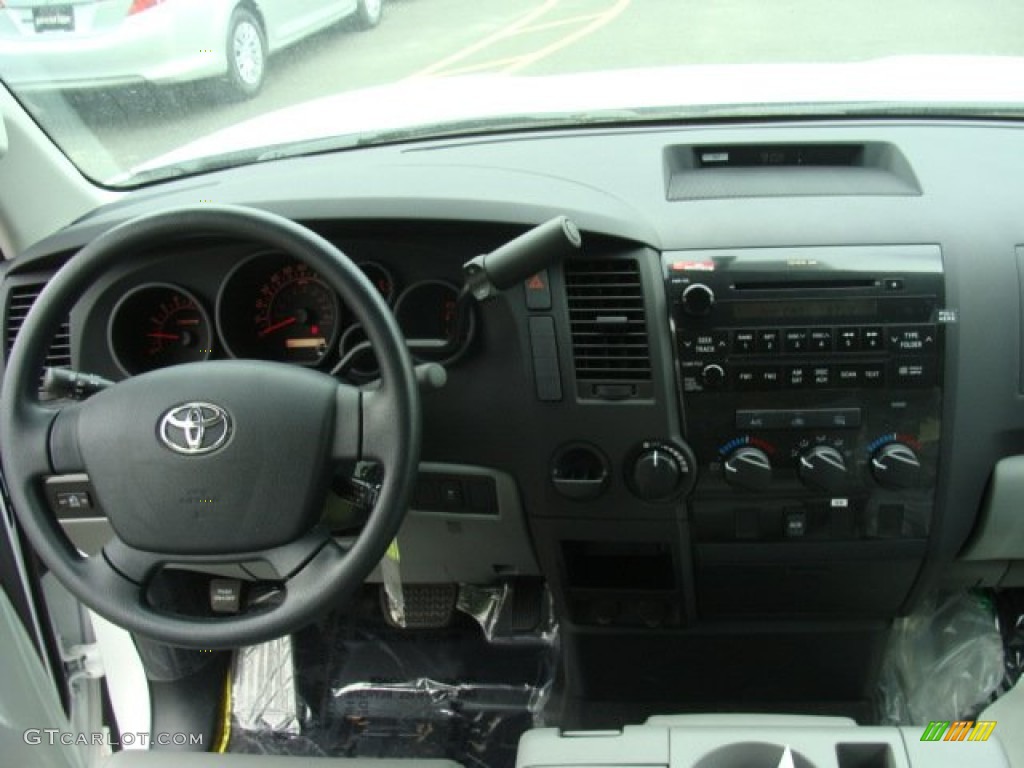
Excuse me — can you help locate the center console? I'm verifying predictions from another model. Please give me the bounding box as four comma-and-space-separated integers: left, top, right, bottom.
517, 717, 1010, 768
666, 245, 945, 618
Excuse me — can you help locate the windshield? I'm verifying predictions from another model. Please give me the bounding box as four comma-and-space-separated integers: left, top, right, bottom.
2, 0, 1023, 186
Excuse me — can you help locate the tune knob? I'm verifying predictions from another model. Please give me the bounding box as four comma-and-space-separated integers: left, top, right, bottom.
680, 284, 715, 316
724, 446, 773, 491
701, 364, 726, 389
798, 445, 848, 493
871, 443, 922, 489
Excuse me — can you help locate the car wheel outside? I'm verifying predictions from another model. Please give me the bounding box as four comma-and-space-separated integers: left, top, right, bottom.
225, 7, 266, 99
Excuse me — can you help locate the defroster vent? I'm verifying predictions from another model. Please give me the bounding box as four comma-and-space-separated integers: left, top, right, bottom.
565, 259, 652, 400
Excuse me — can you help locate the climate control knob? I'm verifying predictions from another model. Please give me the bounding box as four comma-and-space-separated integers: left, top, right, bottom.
798, 445, 848, 493
724, 446, 773, 491
631, 449, 681, 501
628, 441, 696, 502
871, 443, 922, 489
680, 283, 715, 316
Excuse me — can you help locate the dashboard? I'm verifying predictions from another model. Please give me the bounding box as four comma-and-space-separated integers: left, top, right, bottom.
5, 117, 1024, 720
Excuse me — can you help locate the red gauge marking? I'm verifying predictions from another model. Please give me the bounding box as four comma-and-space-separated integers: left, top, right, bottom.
258, 316, 297, 337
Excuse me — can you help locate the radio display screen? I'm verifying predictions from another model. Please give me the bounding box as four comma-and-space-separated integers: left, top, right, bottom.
730, 299, 878, 322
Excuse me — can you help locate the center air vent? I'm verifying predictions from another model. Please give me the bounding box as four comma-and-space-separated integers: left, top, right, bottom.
5, 282, 72, 381
564, 259, 652, 400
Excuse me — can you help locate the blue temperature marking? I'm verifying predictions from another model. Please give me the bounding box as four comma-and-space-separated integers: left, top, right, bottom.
718, 435, 750, 456
866, 433, 897, 454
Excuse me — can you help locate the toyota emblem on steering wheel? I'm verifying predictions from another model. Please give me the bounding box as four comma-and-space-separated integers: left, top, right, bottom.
159, 402, 232, 455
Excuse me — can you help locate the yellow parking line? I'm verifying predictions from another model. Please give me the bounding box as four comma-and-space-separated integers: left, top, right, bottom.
504, 0, 632, 74
515, 13, 605, 36
434, 56, 531, 77
410, 0, 562, 79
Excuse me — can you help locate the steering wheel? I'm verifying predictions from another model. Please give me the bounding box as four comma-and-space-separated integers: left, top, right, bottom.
0, 206, 421, 649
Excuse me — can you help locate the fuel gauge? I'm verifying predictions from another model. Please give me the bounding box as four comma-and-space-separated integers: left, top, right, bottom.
109, 284, 213, 375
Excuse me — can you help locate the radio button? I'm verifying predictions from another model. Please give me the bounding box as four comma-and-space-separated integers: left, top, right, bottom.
810, 329, 833, 352
894, 360, 936, 387
695, 331, 729, 356
735, 367, 758, 390
888, 325, 936, 354
861, 364, 886, 387
679, 332, 697, 357
785, 365, 809, 389
758, 367, 782, 389
836, 365, 860, 387
862, 327, 885, 351
783, 329, 809, 354
733, 330, 756, 354
836, 328, 860, 351
756, 329, 780, 354
811, 366, 832, 388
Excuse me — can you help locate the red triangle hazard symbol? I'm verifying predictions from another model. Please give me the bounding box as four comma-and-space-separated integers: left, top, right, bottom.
527, 274, 545, 290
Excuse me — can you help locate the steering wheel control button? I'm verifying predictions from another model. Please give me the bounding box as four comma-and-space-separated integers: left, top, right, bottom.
158, 402, 232, 455
44, 476, 101, 520
210, 578, 242, 614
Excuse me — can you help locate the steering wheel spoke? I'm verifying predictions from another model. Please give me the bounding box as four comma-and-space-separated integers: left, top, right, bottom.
103, 526, 336, 586
360, 386, 400, 463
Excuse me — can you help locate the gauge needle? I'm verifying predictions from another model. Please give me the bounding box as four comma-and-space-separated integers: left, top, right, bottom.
258, 316, 297, 337
147, 332, 180, 340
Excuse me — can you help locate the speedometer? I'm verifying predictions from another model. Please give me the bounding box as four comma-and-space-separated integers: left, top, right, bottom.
217, 254, 341, 366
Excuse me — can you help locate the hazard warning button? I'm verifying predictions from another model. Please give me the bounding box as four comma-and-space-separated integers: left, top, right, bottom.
525, 270, 552, 310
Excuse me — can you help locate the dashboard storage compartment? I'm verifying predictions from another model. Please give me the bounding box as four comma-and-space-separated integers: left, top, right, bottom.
695, 543, 924, 618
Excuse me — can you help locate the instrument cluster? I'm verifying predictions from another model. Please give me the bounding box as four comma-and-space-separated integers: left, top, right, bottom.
106, 250, 473, 380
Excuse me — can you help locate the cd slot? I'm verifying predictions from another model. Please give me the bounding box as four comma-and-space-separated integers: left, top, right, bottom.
734, 278, 877, 291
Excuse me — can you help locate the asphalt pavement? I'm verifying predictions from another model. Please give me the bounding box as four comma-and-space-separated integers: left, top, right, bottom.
13, 0, 1024, 182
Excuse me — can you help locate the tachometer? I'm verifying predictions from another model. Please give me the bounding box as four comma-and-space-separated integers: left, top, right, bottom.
218, 254, 340, 366
108, 284, 212, 375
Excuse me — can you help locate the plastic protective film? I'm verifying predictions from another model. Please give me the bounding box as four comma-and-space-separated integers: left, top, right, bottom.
228, 584, 558, 768
878, 591, 1006, 725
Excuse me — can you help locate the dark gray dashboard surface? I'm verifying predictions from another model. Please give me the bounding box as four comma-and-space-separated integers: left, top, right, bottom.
7, 116, 1024, 612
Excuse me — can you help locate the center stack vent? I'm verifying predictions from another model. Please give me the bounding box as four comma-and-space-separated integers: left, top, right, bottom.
564, 258, 652, 400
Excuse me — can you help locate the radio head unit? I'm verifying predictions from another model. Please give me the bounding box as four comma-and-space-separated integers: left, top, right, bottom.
664, 246, 944, 595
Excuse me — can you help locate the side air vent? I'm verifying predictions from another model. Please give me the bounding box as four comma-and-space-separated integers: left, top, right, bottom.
564, 259, 652, 400
5, 283, 72, 373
